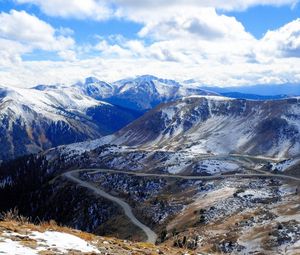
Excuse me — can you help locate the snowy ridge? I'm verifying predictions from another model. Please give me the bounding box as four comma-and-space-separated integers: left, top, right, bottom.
113, 97, 300, 158
50, 135, 117, 160
75, 75, 219, 111
182, 95, 233, 101
0, 81, 138, 160
0, 85, 107, 121
47, 96, 300, 176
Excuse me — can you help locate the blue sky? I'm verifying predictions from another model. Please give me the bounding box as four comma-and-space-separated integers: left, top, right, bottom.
3, 2, 142, 43
0, 0, 300, 87
226, 4, 300, 38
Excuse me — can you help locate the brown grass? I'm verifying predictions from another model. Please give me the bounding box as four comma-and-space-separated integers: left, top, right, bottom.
0, 210, 191, 255
19, 238, 38, 249
0, 208, 30, 224
0, 209, 97, 242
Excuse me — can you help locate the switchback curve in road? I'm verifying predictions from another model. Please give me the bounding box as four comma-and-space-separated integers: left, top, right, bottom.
64, 171, 158, 244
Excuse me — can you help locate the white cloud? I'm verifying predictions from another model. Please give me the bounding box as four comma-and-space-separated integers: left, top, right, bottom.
2, 54, 300, 88
113, 0, 298, 11
16, 0, 112, 20
1, 1, 300, 87
91, 7, 256, 67
0, 10, 74, 50
15, 0, 299, 20
258, 18, 300, 60
0, 10, 76, 63
0, 39, 25, 66
57, 27, 74, 37
137, 7, 252, 41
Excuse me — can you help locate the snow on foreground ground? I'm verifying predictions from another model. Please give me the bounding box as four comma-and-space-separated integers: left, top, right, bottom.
0, 230, 99, 254
0, 223, 99, 255
0, 219, 187, 255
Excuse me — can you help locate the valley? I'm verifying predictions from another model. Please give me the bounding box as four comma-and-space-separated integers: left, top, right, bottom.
58, 157, 300, 254
0, 77, 300, 254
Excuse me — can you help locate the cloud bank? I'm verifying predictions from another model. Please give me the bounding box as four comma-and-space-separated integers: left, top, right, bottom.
0, 0, 300, 87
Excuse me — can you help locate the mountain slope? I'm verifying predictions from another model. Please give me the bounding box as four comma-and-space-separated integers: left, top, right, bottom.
0, 85, 140, 161
112, 96, 300, 158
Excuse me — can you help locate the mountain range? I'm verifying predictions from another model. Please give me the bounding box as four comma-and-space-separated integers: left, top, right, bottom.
1, 75, 300, 162
76, 75, 217, 110
0, 75, 216, 161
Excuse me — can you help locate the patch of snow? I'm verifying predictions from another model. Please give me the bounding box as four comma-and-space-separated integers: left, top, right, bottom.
286, 239, 300, 255
238, 189, 273, 200
0, 238, 38, 255
161, 107, 176, 121
31, 231, 99, 254
183, 95, 232, 101
195, 160, 239, 174
161, 151, 194, 174
56, 135, 116, 158
1, 230, 100, 254
278, 184, 297, 196
270, 158, 300, 172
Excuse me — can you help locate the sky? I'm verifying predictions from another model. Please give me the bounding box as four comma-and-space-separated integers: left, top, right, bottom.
0, 0, 300, 87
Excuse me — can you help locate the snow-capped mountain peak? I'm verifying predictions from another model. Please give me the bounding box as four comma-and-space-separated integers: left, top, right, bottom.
85, 76, 102, 84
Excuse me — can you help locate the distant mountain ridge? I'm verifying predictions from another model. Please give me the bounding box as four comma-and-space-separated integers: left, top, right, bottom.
220, 92, 288, 100
74, 75, 218, 111
200, 83, 300, 97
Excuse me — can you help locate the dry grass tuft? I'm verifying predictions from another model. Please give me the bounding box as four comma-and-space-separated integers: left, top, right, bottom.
0, 209, 96, 242
0, 208, 30, 224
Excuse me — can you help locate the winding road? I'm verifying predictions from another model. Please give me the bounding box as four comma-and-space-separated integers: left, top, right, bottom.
70, 168, 300, 182
64, 171, 158, 243
63, 168, 300, 243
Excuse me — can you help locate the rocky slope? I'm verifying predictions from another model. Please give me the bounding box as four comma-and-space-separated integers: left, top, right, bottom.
112, 96, 300, 158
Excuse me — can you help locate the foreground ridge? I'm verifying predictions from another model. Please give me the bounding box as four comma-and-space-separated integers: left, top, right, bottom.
0, 218, 187, 255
